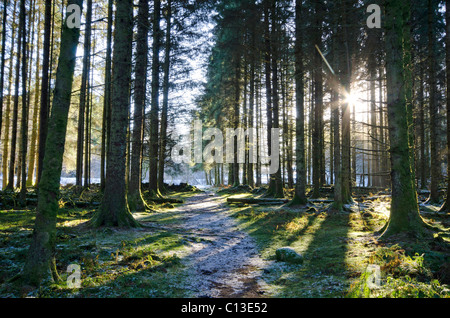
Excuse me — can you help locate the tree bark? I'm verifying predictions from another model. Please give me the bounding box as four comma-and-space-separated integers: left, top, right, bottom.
381, 0, 427, 237
128, 0, 149, 211
75, 0, 91, 188
21, 0, 83, 286
90, 0, 139, 228
27, 8, 41, 187
148, 0, 162, 196
340, 0, 352, 204
270, 0, 283, 198
0, 0, 7, 141
100, 0, 113, 192
441, 0, 450, 212
2, 0, 17, 189
5, 0, 24, 191
37, 0, 52, 184
291, 0, 307, 206
427, 0, 441, 204
18, 0, 28, 204
157, 0, 172, 193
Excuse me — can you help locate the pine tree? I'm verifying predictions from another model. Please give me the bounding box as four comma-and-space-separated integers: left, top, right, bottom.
381, 0, 428, 237
75, 0, 92, 189
0, 0, 7, 141
37, 0, 53, 184
290, 0, 307, 206
128, 0, 149, 211
148, 0, 162, 197
90, 0, 139, 228
21, 0, 84, 286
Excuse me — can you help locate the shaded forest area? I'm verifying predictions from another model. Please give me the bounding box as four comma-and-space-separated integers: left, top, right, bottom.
0, 0, 450, 300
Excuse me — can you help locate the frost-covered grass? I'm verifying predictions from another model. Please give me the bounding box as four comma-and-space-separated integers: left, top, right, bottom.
0, 196, 195, 298
1, 188, 449, 298
228, 197, 450, 298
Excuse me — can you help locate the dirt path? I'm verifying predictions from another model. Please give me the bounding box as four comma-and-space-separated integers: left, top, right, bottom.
173, 190, 270, 298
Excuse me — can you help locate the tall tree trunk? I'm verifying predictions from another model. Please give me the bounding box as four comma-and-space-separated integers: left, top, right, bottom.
381, 0, 427, 238
270, 0, 284, 198
256, 68, 262, 187
331, 17, 343, 209
100, 0, 113, 192
2, 0, 17, 189
233, 55, 241, 187
243, 60, 248, 186
441, 0, 450, 212
340, 0, 352, 203
264, 0, 274, 194
148, 0, 161, 196
379, 64, 389, 187
27, 8, 42, 187
270, 0, 283, 198
0, 0, 7, 141
128, 0, 149, 211
418, 63, 427, 189
312, 0, 324, 199
158, 0, 172, 193
5, 0, 24, 191
19, 0, 28, 204
75, 0, 91, 188
291, 0, 307, 205
90, 0, 138, 228
37, 0, 52, 184
248, 17, 256, 188
368, 28, 379, 187
21, 0, 84, 286
428, 0, 441, 204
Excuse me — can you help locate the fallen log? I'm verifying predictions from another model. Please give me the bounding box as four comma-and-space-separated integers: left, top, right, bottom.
227, 197, 289, 205
62, 201, 101, 208
147, 197, 184, 204
308, 199, 334, 203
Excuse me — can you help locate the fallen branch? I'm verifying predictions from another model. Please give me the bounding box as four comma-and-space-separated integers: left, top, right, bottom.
226, 197, 289, 205
147, 197, 184, 204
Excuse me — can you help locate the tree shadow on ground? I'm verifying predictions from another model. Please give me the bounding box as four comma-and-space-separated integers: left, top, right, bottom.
266, 212, 352, 298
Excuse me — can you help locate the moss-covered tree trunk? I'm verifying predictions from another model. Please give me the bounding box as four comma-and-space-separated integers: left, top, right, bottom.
128, 0, 149, 211
21, 0, 83, 286
441, 0, 450, 212
382, 0, 427, 237
427, 0, 441, 204
90, 0, 139, 228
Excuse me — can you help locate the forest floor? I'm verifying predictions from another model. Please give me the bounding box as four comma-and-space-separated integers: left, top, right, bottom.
0, 185, 450, 298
